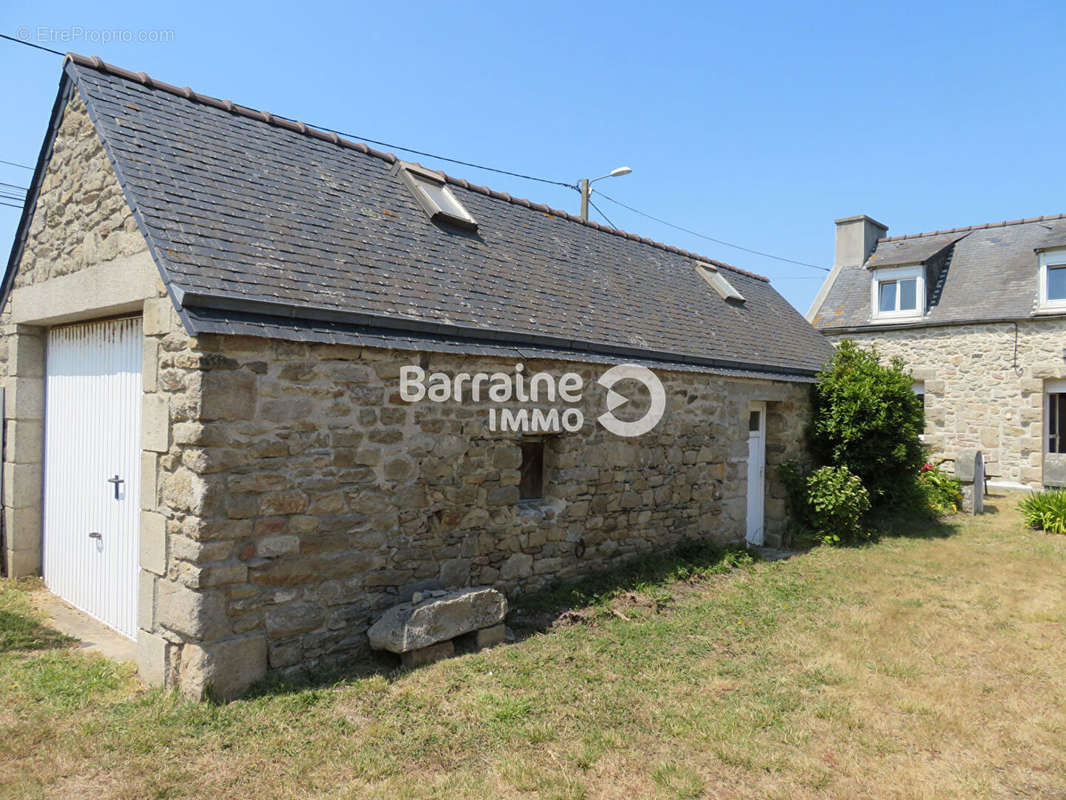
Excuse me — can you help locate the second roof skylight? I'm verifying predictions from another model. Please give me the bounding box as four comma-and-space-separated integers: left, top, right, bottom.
393, 161, 478, 231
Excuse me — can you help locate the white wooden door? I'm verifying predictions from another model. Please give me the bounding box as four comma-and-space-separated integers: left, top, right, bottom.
43, 318, 142, 640
746, 403, 766, 547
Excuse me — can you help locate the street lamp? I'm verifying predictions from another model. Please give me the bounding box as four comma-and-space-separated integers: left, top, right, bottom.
579, 166, 632, 221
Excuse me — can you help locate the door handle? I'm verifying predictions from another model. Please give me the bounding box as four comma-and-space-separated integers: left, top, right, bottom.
107, 475, 125, 499
88, 532, 102, 540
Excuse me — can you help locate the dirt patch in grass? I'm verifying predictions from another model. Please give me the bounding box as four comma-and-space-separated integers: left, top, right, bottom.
2, 494, 1066, 799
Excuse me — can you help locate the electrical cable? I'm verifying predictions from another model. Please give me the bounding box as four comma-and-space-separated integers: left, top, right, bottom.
0, 33, 64, 57
2, 29, 831, 276
596, 190, 830, 272
586, 198, 616, 229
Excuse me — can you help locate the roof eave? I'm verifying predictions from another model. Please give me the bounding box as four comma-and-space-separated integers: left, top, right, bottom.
818, 312, 1066, 335
177, 291, 825, 379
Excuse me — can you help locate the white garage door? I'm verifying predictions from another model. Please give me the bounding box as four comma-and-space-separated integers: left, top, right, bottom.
43, 317, 142, 640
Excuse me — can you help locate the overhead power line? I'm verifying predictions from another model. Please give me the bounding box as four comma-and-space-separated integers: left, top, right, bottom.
0, 33, 65, 57
0, 200, 25, 210
587, 198, 616, 230
2, 29, 829, 276
274, 114, 577, 191
2, 32, 578, 191
0, 180, 28, 190
595, 191, 830, 272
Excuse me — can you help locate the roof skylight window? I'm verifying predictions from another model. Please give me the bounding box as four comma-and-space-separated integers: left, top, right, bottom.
695, 263, 745, 303
392, 161, 477, 231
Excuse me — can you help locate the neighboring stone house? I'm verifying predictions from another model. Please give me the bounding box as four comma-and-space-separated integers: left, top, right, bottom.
1, 54, 832, 698
809, 213, 1066, 489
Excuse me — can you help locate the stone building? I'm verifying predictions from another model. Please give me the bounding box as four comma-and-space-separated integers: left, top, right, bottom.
1, 54, 831, 698
809, 213, 1066, 489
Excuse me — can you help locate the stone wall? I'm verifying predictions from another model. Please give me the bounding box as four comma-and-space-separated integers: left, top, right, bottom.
12, 92, 146, 290
1, 89, 155, 577
0, 87, 814, 697
824, 319, 1066, 487
140, 329, 809, 695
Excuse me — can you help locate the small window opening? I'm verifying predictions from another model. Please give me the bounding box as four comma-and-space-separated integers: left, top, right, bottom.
871, 266, 924, 318
1048, 265, 1066, 302
519, 440, 545, 500
878, 277, 918, 313
748, 410, 761, 432
695, 263, 745, 303
1050, 392, 1066, 454
392, 161, 477, 231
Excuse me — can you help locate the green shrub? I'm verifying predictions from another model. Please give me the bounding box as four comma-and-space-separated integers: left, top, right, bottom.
805, 465, 871, 545
916, 463, 963, 515
1019, 489, 1066, 534
780, 462, 871, 546
807, 340, 925, 507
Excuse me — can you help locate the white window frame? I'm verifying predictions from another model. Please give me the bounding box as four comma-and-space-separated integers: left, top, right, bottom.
1038, 248, 1066, 311
392, 161, 478, 231
1046, 380, 1066, 455
695, 263, 745, 302
870, 265, 924, 320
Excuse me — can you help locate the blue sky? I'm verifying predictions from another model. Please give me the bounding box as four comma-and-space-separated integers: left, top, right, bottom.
1, 0, 1063, 314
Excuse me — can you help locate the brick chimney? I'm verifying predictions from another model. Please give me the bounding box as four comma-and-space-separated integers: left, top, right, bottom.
834, 215, 888, 267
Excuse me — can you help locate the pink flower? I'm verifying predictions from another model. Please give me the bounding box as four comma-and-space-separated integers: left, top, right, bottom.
920, 463, 933, 472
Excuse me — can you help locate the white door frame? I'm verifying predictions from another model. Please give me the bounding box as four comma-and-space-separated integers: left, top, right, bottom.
746, 402, 766, 547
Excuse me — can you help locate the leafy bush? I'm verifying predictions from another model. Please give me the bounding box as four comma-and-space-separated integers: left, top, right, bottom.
916, 463, 963, 515
779, 462, 871, 545
807, 340, 926, 508
1019, 490, 1066, 534
805, 465, 871, 545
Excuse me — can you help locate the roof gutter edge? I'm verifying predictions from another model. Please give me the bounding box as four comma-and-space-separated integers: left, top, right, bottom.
178, 292, 822, 379
818, 314, 1066, 335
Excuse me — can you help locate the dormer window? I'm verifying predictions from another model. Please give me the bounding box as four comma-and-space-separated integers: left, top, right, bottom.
1038, 248, 1066, 310
871, 265, 924, 320
392, 161, 477, 231
694, 263, 745, 303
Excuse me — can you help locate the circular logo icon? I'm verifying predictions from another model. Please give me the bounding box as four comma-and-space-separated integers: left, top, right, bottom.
596, 364, 666, 438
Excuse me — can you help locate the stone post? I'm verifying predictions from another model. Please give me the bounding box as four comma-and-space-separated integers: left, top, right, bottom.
3, 325, 45, 576
956, 449, 985, 515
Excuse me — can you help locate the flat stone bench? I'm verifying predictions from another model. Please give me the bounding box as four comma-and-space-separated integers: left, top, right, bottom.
367, 587, 508, 667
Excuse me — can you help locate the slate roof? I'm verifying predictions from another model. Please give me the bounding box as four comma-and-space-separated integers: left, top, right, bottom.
5, 54, 833, 377
865, 232, 967, 269
812, 214, 1066, 330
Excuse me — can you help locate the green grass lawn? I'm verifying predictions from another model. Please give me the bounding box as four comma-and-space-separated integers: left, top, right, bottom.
2, 494, 1066, 799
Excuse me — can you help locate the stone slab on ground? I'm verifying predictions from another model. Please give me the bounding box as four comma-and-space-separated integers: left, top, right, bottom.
368, 587, 507, 654
32, 591, 137, 663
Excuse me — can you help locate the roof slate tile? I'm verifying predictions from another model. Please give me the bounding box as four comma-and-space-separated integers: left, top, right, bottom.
814, 218, 1066, 329
41, 55, 831, 375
